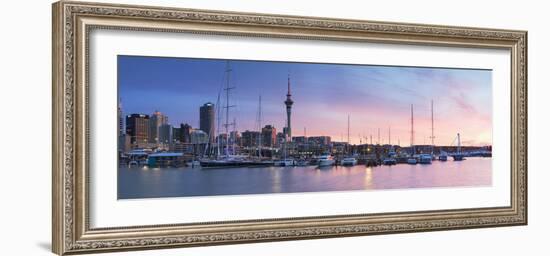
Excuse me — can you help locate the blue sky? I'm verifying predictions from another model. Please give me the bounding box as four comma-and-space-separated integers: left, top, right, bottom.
118, 55, 492, 146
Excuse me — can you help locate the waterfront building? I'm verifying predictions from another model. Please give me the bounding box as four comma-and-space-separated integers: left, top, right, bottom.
149, 111, 168, 144
276, 132, 285, 147
216, 133, 229, 149
158, 123, 173, 145
190, 129, 209, 156
118, 98, 124, 136
117, 99, 126, 153
230, 131, 241, 147
190, 129, 209, 144
331, 142, 349, 155
180, 123, 192, 143
118, 134, 131, 153
284, 76, 293, 141
170, 142, 194, 154
199, 102, 215, 142
292, 136, 307, 144
172, 126, 181, 143
126, 114, 150, 147
241, 130, 260, 148
261, 125, 277, 147
308, 136, 331, 146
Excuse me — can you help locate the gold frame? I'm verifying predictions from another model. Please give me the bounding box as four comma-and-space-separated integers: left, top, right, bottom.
52, 1, 527, 255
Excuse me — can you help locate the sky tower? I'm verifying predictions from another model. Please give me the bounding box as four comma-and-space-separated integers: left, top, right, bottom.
284, 75, 294, 141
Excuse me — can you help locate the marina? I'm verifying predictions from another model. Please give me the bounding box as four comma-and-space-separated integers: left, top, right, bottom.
117, 57, 493, 199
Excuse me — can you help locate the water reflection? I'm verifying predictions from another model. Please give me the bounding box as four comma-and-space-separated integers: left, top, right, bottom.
118, 158, 492, 199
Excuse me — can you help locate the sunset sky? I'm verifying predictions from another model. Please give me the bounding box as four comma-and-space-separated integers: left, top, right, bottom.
118, 55, 492, 146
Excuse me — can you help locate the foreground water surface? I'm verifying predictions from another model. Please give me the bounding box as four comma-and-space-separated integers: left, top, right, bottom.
118, 158, 492, 199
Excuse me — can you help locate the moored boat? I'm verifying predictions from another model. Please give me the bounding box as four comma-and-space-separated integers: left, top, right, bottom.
407, 157, 418, 165
274, 159, 295, 167
341, 157, 358, 166
418, 154, 433, 164
383, 158, 397, 165
438, 151, 448, 161
318, 154, 335, 167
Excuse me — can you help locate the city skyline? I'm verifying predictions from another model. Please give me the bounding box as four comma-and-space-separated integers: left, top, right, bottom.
118, 55, 492, 146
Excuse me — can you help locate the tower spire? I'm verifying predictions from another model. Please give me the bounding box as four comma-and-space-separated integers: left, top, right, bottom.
287, 74, 291, 96
284, 73, 294, 142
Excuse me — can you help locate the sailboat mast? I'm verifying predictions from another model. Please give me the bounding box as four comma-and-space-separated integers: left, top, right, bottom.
216, 86, 222, 157
457, 133, 461, 154
410, 104, 415, 154
258, 95, 262, 158
431, 100, 435, 147
223, 61, 236, 157
388, 126, 391, 145
347, 115, 350, 144
431, 100, 435, 154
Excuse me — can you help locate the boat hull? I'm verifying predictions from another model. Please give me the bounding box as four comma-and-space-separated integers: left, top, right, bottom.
318, 160, 335, 167
200, 160, 273, 169
383, 159, 397, 165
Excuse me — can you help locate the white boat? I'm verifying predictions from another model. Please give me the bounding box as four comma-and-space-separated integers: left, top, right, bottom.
341, 157, 358, 166
318, 154, 335, 167
274, 159, 294, 167
438, 151, 448, 161
383, 158, 397, 165
407, 158, 418, 164
418, 154, 433, 164
186, 160, 201, 168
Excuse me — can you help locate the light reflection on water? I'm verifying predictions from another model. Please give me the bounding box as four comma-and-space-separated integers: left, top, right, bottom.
118, 158, 492, 199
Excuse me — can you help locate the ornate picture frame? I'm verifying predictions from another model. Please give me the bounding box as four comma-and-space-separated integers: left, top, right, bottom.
52, 1, 527, 255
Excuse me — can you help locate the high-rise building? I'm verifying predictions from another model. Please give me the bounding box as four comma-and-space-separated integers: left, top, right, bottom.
241, 130, 260, 148
284, 76, 294, 141
117, 98, 126, 152
180, 123, 192, 143
126, 114, 150, 146
200, 103, 215, 142
118, 98, 124, 136
149, 111, 168, 144
172, 127, 181, 143
158, 124, 173, 145
261, 125, 277, 147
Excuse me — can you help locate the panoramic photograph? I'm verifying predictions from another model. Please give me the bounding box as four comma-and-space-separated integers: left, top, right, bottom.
117, 55, 493, 199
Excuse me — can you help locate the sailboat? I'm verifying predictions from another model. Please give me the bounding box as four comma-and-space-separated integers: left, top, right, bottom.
382, 126, 397, 165
407, 104, 418, 165
452, 133, 465, 161
341, 115, 358, 166
200, 62, 272, 169
274, 129, 295, 166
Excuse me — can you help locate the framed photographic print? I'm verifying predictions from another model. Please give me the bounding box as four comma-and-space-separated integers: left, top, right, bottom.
52, 1, 527, 255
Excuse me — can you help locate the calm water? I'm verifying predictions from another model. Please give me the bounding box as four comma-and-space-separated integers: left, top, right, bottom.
118, 158, 492, 199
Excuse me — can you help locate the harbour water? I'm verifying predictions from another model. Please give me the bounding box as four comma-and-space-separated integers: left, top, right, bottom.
118, 158, 492, 199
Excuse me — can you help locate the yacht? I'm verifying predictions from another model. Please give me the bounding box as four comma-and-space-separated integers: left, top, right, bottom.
438, 151, 448, 161
407, 157, 418, 165
274, 158, 295, 167
200, 155, 273, 169
318, 154, 335, 167
186, 160, 201, 168
383, 158, 397, 165
418, 154, 433, 164
341, 157, 358, 166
